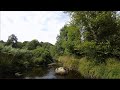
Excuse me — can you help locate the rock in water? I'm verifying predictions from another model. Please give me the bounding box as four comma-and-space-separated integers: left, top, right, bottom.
55, 67, 68, 75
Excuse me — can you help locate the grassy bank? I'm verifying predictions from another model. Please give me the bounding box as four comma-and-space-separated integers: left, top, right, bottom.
58, 56, 120, 79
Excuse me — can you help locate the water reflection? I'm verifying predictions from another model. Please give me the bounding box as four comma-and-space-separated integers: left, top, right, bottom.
0, 66, 83, 79
23, 67, 83, 79
23, 67, 48, 79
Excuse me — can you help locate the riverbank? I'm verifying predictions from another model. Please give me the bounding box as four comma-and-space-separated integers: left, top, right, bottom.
58, 56, 120, 79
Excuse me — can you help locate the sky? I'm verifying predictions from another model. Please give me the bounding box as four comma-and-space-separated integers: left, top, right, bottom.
0, 11, 70, 45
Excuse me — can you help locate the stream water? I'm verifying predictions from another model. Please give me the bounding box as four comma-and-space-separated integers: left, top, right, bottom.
0, 66, 84, 79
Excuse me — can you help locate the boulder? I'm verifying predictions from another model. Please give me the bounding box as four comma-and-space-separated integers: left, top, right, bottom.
55, 67, 68, 75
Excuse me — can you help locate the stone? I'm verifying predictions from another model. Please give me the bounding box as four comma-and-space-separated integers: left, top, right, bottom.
55, 67, 68, 75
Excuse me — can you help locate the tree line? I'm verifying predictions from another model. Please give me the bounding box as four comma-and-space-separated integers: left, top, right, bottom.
0, 34, 55, 76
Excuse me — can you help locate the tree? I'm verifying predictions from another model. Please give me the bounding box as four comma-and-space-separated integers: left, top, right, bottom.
55, 25, 68, 55
22, 41, 29, 49
27, 39, 39, 50
66, 11, 118, 43
64, 11, 120, 60
0, 40, 5, 46
16, 42, 23, 49
56, 24, 81, 55
0, 40, 4, 44
32, 47, 53, 65
5, 34, 18, 48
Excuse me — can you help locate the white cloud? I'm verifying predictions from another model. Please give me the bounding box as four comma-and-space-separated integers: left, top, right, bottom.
0, 11, 70, 45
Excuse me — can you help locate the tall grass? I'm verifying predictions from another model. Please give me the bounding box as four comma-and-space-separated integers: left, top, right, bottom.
58, 56, 120, 79
58, 56, 79, 70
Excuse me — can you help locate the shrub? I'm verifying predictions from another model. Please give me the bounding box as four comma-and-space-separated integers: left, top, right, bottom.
58, 56, 79, 70
32, 47, 53, 65
76, 41, 113, 63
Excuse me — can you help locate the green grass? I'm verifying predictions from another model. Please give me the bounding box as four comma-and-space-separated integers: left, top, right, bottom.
58, 56, 120, 79
58, 56, 79, 70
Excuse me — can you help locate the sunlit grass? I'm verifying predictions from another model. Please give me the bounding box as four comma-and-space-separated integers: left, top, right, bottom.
58, 56, 120, 79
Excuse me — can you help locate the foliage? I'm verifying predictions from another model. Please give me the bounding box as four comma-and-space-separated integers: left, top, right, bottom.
1, 11, 120, 79
27, 39, 40, 50
55, 11, 120, 79
5, 34, 18, 48
0, 35, 54, 76
58, 56, 80, 70
78, 57, 120, 79
55, 24, 81, 55
58, 56, 120, 79
56, 11, 120, 61
32, 47, 53, 65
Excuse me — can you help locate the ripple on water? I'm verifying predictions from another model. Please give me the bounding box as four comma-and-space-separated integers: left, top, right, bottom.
24, 67, 83, 79
39, 68, 57, 79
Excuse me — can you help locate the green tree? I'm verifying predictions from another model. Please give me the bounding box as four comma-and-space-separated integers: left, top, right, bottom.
55, 25, 68, 55
64, 11, 120, 61
5, 34, 18, 48
22, 41, 29, 49
66, 11, 118, 43
16, 42, 23, 49
56, 24, 81, 55
0, 40, 5, 45
32, 47, 53, 65
27, 39, 39, 50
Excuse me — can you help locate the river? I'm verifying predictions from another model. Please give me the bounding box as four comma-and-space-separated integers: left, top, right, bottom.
0, 66, 83, 79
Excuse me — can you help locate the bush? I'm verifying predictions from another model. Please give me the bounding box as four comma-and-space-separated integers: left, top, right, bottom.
58, 56, 79, 70
0, 43, 4, 50
0, 46, 34, 73
33, 57, 44, 65
76, 41, 113, 62
32, 47, 53, 65
11, 49, 33, 70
